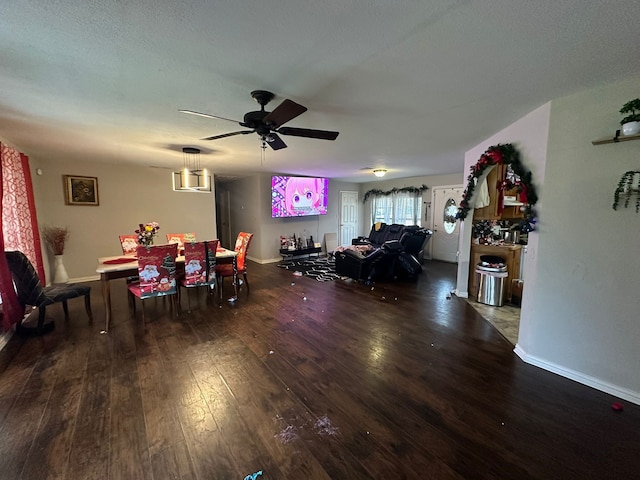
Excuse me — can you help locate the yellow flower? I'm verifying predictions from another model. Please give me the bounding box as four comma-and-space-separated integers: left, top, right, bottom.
145, 225, 153, 232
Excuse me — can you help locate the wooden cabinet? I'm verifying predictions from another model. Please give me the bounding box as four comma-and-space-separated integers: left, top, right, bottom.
472, 165, 524, 221
469, 244, 522, 302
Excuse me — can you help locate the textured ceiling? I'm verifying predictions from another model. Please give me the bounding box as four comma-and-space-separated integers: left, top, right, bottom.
1, 0, 639, 182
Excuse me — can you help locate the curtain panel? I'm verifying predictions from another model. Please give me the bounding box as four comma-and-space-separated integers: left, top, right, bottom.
370, 191, 421, 226
1, 143, 43, 330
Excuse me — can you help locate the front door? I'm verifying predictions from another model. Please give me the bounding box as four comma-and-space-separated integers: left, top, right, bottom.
431, 185, 463, 263
339, 191, 358, 247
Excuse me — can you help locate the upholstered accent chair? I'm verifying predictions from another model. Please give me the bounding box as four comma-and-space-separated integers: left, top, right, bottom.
178, 239, 218, 312
216, 232, 253, 299
166, 232, 196, 254
5, 250, 92, 335
119, 234, 139, 255
127, 244, 178, 321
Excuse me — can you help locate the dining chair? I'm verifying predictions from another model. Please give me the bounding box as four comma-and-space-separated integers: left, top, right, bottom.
119, 234, 139, 255
5, 250, 93, 335
127, 244, 178, 321
178, 239, 219, 312
216, 232, 253, 299
166, 232, 196, 254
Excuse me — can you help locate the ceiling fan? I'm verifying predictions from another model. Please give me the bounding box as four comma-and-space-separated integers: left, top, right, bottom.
180, 90, 339, 150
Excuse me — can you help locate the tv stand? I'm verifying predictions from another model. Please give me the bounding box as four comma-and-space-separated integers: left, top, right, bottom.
280, 246, 322, 260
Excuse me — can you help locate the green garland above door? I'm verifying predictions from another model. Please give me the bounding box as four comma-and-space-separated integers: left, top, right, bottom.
456, 143, 538, 233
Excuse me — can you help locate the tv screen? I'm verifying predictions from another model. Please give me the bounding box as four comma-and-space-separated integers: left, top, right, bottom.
271, 176, 329, 218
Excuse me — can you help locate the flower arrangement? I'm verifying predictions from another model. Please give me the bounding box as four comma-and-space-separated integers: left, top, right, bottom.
41, 226, 69, 255
135, 222, 160, 246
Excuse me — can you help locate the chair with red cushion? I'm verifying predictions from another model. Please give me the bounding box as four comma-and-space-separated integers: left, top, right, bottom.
127, 244, 178, 321
216, 232, 253, 299
166, 233, 196, 254
119, 235, 139, 255
178, 239, 219, 312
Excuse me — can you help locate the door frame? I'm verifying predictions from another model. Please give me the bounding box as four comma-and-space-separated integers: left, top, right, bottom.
339, 190, 359, 247
429, 184, 463, 261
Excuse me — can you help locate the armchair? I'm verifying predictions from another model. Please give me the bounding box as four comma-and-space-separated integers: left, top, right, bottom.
5, 250, 93, 335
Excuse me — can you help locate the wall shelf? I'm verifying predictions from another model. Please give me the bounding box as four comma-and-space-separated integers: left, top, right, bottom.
592, 130, 640, 145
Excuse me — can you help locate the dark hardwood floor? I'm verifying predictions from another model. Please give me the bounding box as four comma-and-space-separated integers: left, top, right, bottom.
0, 260, 638, 480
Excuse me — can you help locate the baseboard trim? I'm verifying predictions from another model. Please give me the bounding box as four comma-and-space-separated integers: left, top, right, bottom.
514, 344, 640, 406
248, 256, 281, 265
454, 289, 468, 298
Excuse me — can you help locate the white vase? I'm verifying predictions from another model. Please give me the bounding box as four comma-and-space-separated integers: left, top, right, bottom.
53, 255, 69, 283
621, 121, 640, 136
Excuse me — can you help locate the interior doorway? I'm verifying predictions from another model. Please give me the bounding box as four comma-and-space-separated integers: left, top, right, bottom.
339, 191, 358, 247
431, 185, 463, 262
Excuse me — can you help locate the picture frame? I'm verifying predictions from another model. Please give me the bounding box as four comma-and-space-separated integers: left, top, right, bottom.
63, 175, 99, 206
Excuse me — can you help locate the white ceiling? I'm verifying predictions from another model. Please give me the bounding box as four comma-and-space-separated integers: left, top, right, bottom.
1, 0, 639, 183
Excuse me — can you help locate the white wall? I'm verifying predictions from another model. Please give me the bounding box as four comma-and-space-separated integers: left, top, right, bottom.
31, 159, 217, 281
455, 103, 550, 297
516, 77, 640, 404
456, 75, 640, 404
225, 174, 360, 263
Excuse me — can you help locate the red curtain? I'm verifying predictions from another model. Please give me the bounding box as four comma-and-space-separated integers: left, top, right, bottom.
0, 142, 44, 330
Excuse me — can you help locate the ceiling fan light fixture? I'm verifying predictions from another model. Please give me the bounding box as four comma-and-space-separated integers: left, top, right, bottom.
373, 169, 387, 178
172, 147, 212, 193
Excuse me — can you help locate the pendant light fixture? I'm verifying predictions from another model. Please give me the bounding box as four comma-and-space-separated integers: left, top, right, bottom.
373, 169, 387, 178
172, 147, 212, 192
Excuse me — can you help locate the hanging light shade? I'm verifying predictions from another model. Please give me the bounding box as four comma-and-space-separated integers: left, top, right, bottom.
172, 147, 212, 192
373, 169, 387, 178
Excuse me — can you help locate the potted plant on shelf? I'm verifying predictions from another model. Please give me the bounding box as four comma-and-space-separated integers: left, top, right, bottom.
619, 98, 640, 136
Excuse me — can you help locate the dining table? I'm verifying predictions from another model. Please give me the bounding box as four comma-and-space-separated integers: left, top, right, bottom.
95, 247, 238, 332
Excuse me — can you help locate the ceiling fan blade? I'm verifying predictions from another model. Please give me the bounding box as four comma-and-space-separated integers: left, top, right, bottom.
266, 133, 287, 150
263, 99, 307, 128
277, 126, 339, 140
179, 109, 240, 124
201, 130, 253, 141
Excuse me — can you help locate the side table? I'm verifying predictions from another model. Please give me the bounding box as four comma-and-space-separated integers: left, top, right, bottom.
280, 246, 322, 260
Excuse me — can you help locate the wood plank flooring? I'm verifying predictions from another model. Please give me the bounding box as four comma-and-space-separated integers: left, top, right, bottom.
0, 260, 638, 480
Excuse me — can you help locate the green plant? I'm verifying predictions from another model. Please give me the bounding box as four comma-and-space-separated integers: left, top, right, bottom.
613, 171, 640, 212
619, 98, 640, 125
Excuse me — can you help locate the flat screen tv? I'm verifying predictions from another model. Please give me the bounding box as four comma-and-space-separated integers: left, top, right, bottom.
271, 175, 329, 218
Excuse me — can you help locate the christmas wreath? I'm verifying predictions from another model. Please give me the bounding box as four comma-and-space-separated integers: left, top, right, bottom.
456, 143, 538, 233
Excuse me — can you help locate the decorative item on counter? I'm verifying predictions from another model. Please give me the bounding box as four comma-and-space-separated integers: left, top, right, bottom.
619, 98, 640, 136
457, 143, 538, 232
135, 222, 160, 246
612, 170, 640, 212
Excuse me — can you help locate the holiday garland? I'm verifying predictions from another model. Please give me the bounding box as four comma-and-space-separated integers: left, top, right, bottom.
362, 184, 428, 203
456, 143, 538, 233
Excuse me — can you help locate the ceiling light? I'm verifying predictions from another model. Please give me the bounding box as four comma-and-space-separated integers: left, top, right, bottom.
172, 147, 212, 193
373, 169, 387, 178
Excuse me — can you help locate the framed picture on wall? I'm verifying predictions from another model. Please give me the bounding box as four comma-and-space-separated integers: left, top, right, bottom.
63, 175, 99, 206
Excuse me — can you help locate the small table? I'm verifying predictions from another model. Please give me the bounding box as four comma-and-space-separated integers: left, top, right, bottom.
279, 246, 322, 260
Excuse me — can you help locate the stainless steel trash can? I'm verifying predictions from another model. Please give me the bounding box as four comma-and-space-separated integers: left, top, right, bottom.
476, 264, 508, 306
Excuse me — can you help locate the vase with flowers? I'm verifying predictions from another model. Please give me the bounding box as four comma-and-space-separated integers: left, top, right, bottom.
135, 222, 160, 247
42, 225, 70, 283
